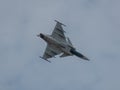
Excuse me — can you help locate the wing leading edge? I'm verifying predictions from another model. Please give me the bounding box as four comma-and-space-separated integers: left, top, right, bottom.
41, 44, 62, 62
51, 20, 66, 43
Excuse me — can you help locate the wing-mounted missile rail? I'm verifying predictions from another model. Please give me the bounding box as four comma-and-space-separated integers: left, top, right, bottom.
39, 56, 51, 63
54, 20, 66, 27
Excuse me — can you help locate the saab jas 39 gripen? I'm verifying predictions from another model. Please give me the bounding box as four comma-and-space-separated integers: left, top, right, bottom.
37, 20, 89, 62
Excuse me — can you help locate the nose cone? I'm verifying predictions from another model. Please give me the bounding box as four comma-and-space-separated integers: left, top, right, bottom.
40, 33, 44, 38
37, 33, 44, 38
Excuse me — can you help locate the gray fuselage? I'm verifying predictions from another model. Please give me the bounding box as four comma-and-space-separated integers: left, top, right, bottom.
40, 33, 73, 55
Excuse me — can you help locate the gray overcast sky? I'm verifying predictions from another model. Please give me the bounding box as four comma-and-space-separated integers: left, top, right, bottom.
0, 0, 120, 90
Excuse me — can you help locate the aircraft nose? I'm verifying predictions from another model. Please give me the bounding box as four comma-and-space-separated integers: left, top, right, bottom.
40, 33, 44, 38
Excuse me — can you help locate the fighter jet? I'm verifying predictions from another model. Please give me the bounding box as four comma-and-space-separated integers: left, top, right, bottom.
37, 20, 89, 62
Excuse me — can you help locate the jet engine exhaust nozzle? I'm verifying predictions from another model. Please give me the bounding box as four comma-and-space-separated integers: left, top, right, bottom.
70, 49, 89, 61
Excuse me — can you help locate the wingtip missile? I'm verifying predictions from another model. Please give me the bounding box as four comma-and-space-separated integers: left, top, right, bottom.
39, 56, 51, 63
54, 20, 66, 27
